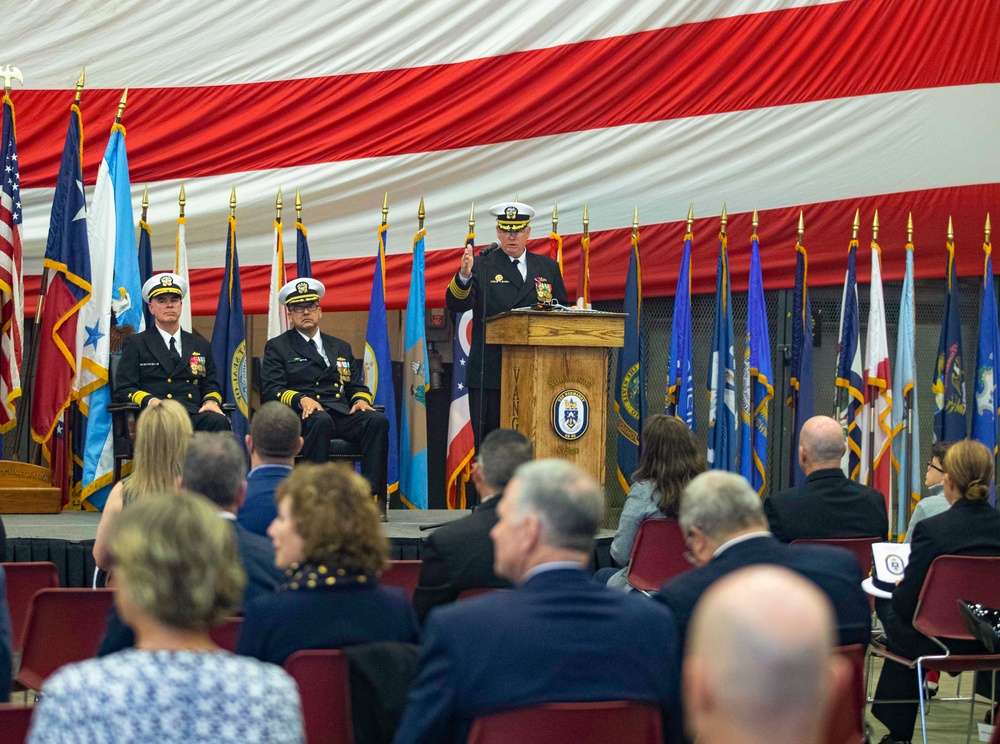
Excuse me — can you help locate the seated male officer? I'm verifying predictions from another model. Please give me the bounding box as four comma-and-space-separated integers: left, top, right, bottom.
114, 273, 230, 431
261, 278, 389, 496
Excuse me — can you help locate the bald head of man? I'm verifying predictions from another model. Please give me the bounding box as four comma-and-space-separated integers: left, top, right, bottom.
683, 565, 848, 744
798, 416, 847, 474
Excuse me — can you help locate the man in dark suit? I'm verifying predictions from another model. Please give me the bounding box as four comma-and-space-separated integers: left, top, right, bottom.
764, 415, 888, 541
261, 277, 388, 496
395, 460, 683, 744
412, 429, 533, 623
114, 273, 230, 432
238, 402, 301, 536
657, 471, 871, 651
446, 201, 568, 450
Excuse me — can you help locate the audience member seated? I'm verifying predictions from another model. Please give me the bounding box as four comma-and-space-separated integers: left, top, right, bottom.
764, 415, 888, 542
903, 440, 953, 543
597, 414, 705, 589
657, 471, 871, 650
412, 429, 532, 623
0, 566, 11, 703
28, 491, 303, 743
238, 463, 418, 666
871, 439, 1000, 744
394, 460, 684, 744
238, 401, 302, 537
93, 399, 192, 570
684, 565, 848, 744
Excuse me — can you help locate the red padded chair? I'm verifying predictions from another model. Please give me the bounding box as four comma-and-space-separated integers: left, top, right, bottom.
467, 701, 662, 744
209, 617, 243, 653
1, 562, 60, 653
625, 519, 690, 594
283, 649, 353, 744
0, 703, 34, 744
790, 537, 880, 579
869, 555, 1000, 744
16, 588, 115, 691
822, 645, 866, 744
381, 560, 422, 601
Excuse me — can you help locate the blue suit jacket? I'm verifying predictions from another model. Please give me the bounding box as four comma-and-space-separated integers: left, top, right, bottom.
657, 535, 871, 650
238, 464, 292, 536
393, 568, 683, 744
0, 567, 11, 703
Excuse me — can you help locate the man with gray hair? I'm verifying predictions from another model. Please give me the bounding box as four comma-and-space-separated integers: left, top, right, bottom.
395, 459, 684, 744
657, 470, 871, 652
238, 401, 303, 536
764, 415, 887, 541
684, 565, 850, 744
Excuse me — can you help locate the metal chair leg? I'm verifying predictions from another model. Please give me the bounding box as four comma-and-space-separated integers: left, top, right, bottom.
917, 660, 928, 744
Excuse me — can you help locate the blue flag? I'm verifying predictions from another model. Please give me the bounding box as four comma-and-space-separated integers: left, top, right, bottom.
615, 227, 645, 491
933, 239, 967, 441
892, 238, 921, 534
666, 232, 695, 431
972, 238, 1000, 506
789, 238, 815, 486
835, 238, 864, 480
738, 233, 773, 495
295, 219, 312, 279
364, 223, 400, 501
400, 228, 429, 509
137, 218, 154, 331
707, 232, 737, 472
211, 215, 249, 446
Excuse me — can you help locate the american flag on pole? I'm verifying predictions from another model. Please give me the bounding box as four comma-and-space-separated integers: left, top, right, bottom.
0, 93, 23, 435
446, 230, 475, 510
266, 210, 287, 340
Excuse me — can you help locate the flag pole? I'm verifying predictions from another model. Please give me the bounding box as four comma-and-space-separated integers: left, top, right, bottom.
834, 211, 861, 424
903, 212, 915, 530
789, 210, 804, 484
751, 207, 759, 467
865, 210, 880, 486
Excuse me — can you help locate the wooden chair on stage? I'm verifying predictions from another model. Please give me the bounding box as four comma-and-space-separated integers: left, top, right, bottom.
466, 701, 663, 744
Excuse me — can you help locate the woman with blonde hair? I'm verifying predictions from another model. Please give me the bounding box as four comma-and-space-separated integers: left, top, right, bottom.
93, 399, 193, 569
872, 439, 1000, 743
238, 462, 418, 665
29, 490, 303, 743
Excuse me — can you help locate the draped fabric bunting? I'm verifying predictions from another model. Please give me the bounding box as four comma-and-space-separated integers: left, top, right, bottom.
0, 95, 23, 436
400, 227, 429, 509
891, 237, 920, 534
30, 100, 91, 458
174, 211, 192, 332
266, 216, 287, 340
665, 230, 695, 431
933, 236, 967, 441
835, 238, 864, 480
5, 0, 1000, 315
860, 236, 893, 521
738, 231, 772, 495
210, 215, 249, 446
363, 222, 400, 502
971, 235, 1000, 507
614, 226, 644, 491
445, 230, 475, 510
788, 235, 814, 486
707, 231, 737, 472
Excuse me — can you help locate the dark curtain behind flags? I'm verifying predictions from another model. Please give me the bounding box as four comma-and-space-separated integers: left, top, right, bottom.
789, 237, 814, 486
835, 238, 863, 480
30, 101, 91, 461
296, 220, 312, 279
615, 226, 644, 491
739, 232, 773, 495
137, 218, 154, 331
211, 215, 249, 446
707, 231, 737, 472
933, 236, 967, 441
972, 234, 1000, 506
666, 230, 695, 430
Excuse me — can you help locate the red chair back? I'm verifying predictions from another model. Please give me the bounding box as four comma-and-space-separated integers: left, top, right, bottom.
381, 560, 422, 601
17, 588, 115, 690
456, 588, 511, 601
467, 701, 662, 744
2, 562, 60, 652
821, 645, 866, 744
913, 555, 1000, 640
209, 617, 243, 652
626, 519, 690, 592
0, 703, 34, 744
283, 649, 353, 744
790, 537, 880, 579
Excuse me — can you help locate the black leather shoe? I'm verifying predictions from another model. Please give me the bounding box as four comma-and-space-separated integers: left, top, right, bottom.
958, 600, 1000, 652
877, 735, 911, 744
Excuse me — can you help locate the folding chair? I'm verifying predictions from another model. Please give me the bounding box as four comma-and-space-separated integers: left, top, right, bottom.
381, 560, 422, 601
790, 537, 881, 578
869, 555, 1000, 744
467, 701, 663, 744
0, 703, 34, 744
1, 562, 60, 653
456, 587, 511, 601
624, 519, 690, 594
823, 645, 866, 744
283, 649, 353, 744
16, 588, 115, 691
208, 617, 243, 653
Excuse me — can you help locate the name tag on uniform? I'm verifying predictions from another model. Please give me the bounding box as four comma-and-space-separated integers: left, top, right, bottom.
490, 273, 510, 284
140, 362, 159, 367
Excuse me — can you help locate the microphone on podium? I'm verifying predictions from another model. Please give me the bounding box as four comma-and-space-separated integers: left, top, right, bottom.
479, 240, 501, 256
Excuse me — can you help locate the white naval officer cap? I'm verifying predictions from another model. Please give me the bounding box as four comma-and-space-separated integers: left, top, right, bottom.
278, 277, 326, 306
489, 201, 535, 231
142, 272, 187, 302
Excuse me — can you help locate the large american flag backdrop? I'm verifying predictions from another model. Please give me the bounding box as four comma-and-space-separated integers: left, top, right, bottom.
7, 0, 1000, 315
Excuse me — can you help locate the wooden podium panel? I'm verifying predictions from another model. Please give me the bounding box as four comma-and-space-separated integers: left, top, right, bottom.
0, 461, 62, 513
486, 311, 624, 486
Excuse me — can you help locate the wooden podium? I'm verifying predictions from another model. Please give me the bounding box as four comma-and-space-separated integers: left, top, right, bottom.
0, 461, 62, 513
486, 310, 625, 485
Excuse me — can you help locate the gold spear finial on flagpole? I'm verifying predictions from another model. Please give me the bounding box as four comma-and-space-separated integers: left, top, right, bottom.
851, 209, 860, 240
583, 203, 590, 235
418, 197, 425, 230
0, 66, 23, 97
552, 203, 558, 233
178, 184, 186, 218
275, 187, 283, 221
229, 186, 237, 217
469, 202, 475, 231
721, 203, 728, 237
872, 210, 880, 243
295, 188, 302, 222
798, 211, 804, 241
752, 207, 759, 234
907, 213, 914, 244
114, 88, 128, 125
987, 213, 992, 244
686, 203, 694, 234
632, 206, 639, 237
381, 192, 388, 226
141, 186, 149, 223
947, 216, 954, 242
74, 68, 85, 105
